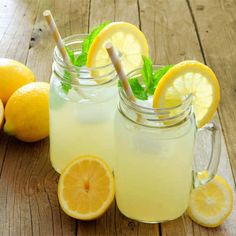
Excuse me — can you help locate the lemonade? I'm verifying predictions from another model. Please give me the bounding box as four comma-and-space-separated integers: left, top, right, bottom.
49, 21, 149, 173
114, 63, 221, 223
115, 93, 196, 222
50, 76, 117, 173
49, 34, 118, 173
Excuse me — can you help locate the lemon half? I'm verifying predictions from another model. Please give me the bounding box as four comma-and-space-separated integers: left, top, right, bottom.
58, 156, 115, 220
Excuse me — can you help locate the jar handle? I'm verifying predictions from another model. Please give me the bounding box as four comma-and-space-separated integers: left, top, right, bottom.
193, 122, 221, 188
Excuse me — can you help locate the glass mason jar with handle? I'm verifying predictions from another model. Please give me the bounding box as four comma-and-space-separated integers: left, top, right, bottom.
50, 34, 118, 173
114, 67, 221, 223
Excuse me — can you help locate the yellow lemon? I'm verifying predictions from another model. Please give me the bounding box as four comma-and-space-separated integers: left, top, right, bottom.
4, 82, 49, 142
58, 156, 115, 220
86, 22, 149, 81
153, 61, 220, 127
0, 99, 4, 129
188, 175, 233, 227
0, 58, 35, 104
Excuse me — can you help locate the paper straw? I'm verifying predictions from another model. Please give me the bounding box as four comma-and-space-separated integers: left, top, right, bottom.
105, 42, 136, 102
43, 10, 85, 97
43, 10, 71, 65
105, 42, 142, 121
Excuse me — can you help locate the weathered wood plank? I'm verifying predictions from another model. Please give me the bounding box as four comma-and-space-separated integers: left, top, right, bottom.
188, 0, 236, 182
77, 0, 160, 235
0, 1, 41, 234
139, 0, 236, 235
0, 0, 40, 62
0, 0, 40, 181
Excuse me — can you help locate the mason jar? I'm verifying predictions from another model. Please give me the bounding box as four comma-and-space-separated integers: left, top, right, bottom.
50, 34, 118, 173
114, 67, 221, 223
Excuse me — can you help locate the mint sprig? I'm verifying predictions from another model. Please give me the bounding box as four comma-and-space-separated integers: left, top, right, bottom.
61, 21, 111, 93
120, 56, 173, 100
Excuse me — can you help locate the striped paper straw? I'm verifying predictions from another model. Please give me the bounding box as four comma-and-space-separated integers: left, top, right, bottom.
106, 42, 142, 121
43, 10, 72, 66
43, 10, 85, 97
105, 42, 136, 102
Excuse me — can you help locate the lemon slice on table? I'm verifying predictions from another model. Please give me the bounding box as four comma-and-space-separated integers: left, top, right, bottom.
0, 99, 4, 129
58, 156, 115, 220
86, 22, 149, 81
188, 175, 233, 227
152, 61, 220, 127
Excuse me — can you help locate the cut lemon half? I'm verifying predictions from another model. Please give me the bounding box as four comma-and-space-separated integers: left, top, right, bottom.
152, 61, 220, 127
58, 156, 115, 220
0, 99, 4, 129
188, 175, 233, 228
86, 22, 149, 81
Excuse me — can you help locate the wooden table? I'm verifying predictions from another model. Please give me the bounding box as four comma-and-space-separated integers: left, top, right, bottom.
0, 0, 235, 235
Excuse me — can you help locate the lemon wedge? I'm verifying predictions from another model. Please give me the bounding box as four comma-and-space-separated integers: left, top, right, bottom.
58, 156, 115, 220
86, 22, 149, 79
188, 175, 233, 227
153, 61, 220, 127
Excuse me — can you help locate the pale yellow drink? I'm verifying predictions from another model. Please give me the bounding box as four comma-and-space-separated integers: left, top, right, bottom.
49, 34, 117, 173
50, 83, 117, 173
114, 92, 196, 222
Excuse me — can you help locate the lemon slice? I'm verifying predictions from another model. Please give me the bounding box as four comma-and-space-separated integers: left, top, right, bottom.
188, 175, 233, 227
0, 99, 4, 129
86, 22, 149, 80
58, 156, 115, 220
152, 61, 220, 127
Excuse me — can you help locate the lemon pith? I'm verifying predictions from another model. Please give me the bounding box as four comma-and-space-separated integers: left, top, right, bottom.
153, 61, 220, 127
58, 156, 115, 220
188, 175, 233, 227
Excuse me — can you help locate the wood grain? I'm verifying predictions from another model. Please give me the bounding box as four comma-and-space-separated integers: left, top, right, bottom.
0, 0, 235, 235
139, 0, 236, 235
188, 0, 236, 180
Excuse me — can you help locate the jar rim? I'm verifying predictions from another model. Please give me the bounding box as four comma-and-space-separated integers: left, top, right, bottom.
118, 66, 193, 127
52, 33, 117, 86
121, 66, 192, 113
119, 89, 192, 114
53, 33, 114, 72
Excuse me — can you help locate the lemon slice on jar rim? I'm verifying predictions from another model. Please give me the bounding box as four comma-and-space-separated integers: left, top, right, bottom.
153, 60, 220, 127
86, 22, 149, 83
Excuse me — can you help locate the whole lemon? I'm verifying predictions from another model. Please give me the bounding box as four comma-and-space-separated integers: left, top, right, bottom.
4, 82, 49, 142
0, 58, 35, 104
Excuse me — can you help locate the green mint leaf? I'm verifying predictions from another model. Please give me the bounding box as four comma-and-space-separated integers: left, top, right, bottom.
65, 46, 75, 64
141, 55, 153, 92
82, 21, 111, 54
153, 65, 173, 86
118, 77, 148, 100
61, 22, 111, 93
74, 53, 87, 66
61, 70, 72, 94
74, 21, 111, 67
129, 78, 148, 100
